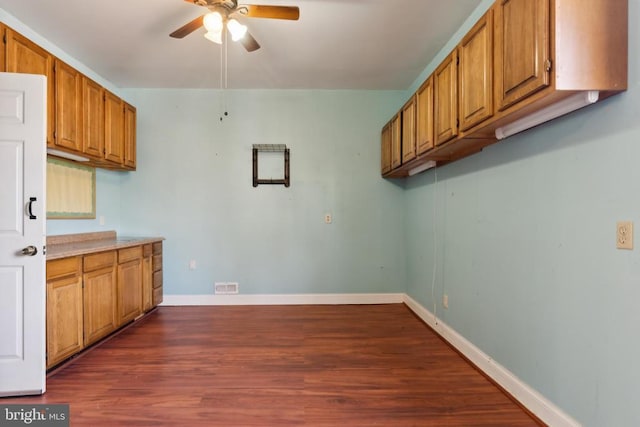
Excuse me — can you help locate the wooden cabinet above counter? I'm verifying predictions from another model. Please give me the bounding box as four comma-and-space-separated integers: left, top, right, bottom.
382, 0, 628, 178
1, 22, 137, 171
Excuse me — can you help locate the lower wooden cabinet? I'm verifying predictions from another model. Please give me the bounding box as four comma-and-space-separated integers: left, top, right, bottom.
117, 246, 143, 325
83, 255, 118, 346
152, 242, 163, 306
46, 241, 162, 369
142, 244, 153, 312
46, 257, 83, 369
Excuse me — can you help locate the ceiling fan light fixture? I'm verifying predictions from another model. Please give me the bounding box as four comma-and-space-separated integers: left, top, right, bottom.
227, 18, 247, 41
203, 11, 223, 32
204, 29, 223, 44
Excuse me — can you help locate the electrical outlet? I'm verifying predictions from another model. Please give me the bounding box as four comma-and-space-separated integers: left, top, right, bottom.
442, 294, 449, 309
324, 214, 332, 224
189, 260, 197, 270
617, 221, 633, 249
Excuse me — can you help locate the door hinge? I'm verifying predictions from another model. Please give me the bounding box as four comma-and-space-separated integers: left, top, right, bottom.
456, 56, 459, 66
2, 34, 6, 44
544, 59, 552, 72
456, 118, 460, 129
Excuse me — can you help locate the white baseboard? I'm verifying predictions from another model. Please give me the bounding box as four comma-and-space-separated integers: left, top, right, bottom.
402, 294, 580, 427
161, 293, 404, 306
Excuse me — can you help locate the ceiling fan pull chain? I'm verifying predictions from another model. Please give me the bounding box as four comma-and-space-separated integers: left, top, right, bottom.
223, 30, 229, 118
219, 36, 224, 121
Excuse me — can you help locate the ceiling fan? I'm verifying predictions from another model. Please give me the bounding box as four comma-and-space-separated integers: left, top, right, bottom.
170, 0, 300, 52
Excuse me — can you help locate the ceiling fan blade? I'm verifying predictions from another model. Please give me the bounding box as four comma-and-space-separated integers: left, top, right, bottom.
244, 5, 300, 20
170, 15, 205, 38
240, 31, 261, 52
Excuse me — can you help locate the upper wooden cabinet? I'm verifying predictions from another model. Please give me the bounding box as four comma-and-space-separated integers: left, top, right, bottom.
434, 51, 458, 146
104, 90, 124, 165
0, 24, 5, 71
459, 9, 493, 131
4, 27, 55, 145
55, 59, 83, 152
390, 113, 402, 170
381, 122, 392, 175
123, 102, 137, 170
401, 96, 416, 164
1, 22, 138, 171
494, 0, 549, 111
82, 76, 105, 159
416, 76, 434, 155
382, 0, 627, 178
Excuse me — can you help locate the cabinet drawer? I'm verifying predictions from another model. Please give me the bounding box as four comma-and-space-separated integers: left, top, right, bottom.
118, 246, 142, 263
153, 286, 163, 306
47, 256, 81, 281
143, 244, 152, 258
152, 241, 162, 255
153, 270, 163, 289
84, 251, 116, 272
152, 254, 162, 272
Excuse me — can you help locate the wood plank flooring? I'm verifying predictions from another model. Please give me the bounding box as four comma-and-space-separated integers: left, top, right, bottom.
2, 304, 543, 426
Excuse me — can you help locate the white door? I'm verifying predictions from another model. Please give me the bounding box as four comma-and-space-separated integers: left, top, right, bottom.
0, 72, 47, 396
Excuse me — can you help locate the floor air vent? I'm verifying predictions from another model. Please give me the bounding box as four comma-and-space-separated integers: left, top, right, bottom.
215, 282, 239, 295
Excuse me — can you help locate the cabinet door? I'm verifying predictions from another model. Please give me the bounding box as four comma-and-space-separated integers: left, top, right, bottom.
123, 102, 136, 169
390, 113, 402, 169
6, 28, 55, 146
47, 275, 83, 368
82, 77, 104, 158
152, 242, 163, 307
117, 259, 142, 325
83, 266, 118, 346
494, 0, 550, 111
459, 9, 493, 131
434, 51, 458, 146
104, 90, 124, 164
381, 122, 391, 175
55, 59, 83, 151
401, 97, 416, 164
142, 250, 153, 312
416, 76, 434, 155
0, 24, 5, 71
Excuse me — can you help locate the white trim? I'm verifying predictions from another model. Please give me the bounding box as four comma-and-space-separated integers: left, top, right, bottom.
402, 294, 581, 427
161, 293, 404, 306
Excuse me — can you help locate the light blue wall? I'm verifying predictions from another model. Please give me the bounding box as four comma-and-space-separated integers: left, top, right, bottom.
119, 89, 407, 295
404, 0, 640, 425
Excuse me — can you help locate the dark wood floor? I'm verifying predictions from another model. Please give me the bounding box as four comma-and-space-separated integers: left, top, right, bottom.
3, 304, 542, 426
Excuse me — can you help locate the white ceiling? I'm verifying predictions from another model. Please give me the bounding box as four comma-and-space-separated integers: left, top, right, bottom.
0, 0, 482, 90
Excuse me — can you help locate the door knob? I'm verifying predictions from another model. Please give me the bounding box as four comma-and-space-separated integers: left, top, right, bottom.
21, 245, 38, 256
